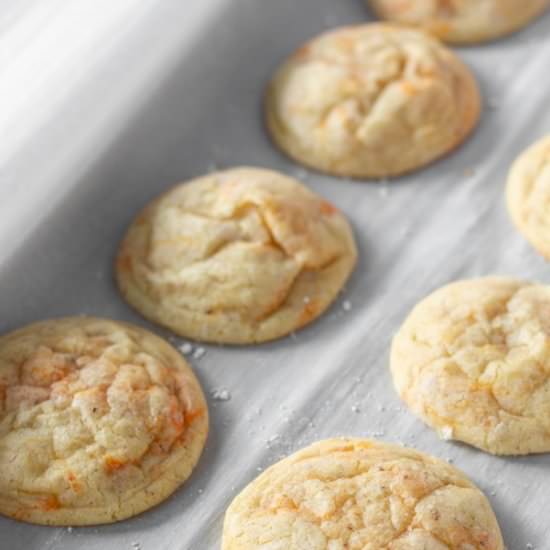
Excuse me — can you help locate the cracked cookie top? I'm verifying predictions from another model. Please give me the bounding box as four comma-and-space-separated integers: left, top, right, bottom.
222, 438, 503, 549
392, 277, 550, 455
0, 318, 208, 525
116, 167, 357, 344
507, 136, 550, 260
265, 24, 480, 179
368, 0, 550, 44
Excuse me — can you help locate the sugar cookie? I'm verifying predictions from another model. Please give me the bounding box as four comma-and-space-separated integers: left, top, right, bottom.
392, 277, 550, 455
507, 136, 550, 259
265, 24, 480, 178
368, 0, 550, 44
222, 438, 503, 549
0, 317, 208, 525
116, 167, 357, 344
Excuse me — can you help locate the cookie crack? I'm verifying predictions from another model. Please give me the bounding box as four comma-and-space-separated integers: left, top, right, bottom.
233, 202, 292, 260
140, 199, 346, 326
311, 46, 409, 138
147, 202, 295, 269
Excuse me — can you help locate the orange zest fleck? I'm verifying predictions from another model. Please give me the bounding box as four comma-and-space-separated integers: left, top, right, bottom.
427, 21, 453, 38
169, 396, 185, 432
116, 254, 133, 272
184, 408, 205, 424
299, 302, 318, 326
319, 200, 337, 215
67, 471, 82, 493
136, 213, 148, 225
400, 81, 417, 96
104, 456, 127, 474
294, 44, 311, 60
39, 495, 61, 511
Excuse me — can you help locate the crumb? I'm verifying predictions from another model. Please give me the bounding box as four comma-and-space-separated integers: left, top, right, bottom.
342, 300, 352, 312
303, 296, 311, 304
351, 404, 360, 413
440, 425, 454, 441
378, 180, 389, 197
193, 347, 206, 359
211, 388, 231, 401
179, 342, 193, 355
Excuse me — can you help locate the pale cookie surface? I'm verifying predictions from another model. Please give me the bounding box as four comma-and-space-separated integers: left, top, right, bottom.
0, 318, 208, 525
116, 167, 357, 344
507, 136, 550, 259
222, 438, 503, 549
265, 24, 480, 179
392, 277, 550, 455
368, 0, 550, 44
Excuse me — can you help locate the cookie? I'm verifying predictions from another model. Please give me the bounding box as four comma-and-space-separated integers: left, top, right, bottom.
116, 167, 357, 344
222, 438, 503, 549
265, 24, 480, 179
0, 317, 208, 525
507, 136, 550, 259
392, 277, 550, 455
368, 0, 550, 44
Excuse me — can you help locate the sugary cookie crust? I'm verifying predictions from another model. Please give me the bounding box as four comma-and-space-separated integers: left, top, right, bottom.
265, 24, 480, 178
116, 167, 357, 344
392, 277, 550, 455
368, 0, 550, 44
0, 318, 208, 525
507, 136, 550, 259
222, 438, 503, 549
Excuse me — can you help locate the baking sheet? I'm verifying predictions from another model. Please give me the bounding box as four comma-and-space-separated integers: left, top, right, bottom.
2, 1, 550, 548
